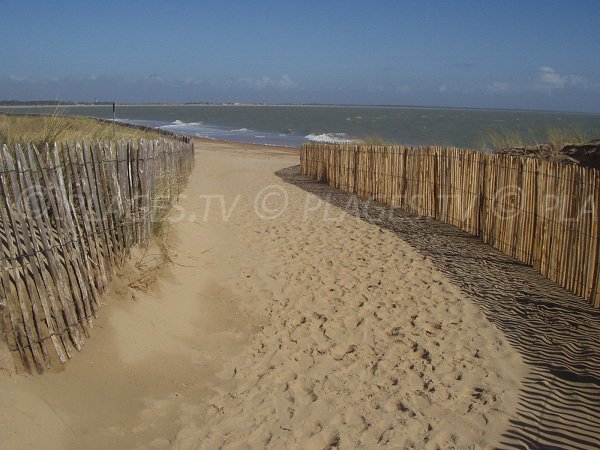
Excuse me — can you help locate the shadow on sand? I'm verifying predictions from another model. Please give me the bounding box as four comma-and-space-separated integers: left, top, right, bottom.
277, 165, 600, 450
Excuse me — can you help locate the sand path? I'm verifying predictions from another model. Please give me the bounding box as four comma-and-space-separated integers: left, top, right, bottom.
1, 141, 526, 449
170, 142, 525, 449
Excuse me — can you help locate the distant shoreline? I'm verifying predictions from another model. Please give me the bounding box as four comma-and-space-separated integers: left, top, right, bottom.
1, 102, 599, 116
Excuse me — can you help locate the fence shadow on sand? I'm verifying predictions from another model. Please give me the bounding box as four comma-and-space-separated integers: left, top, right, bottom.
277, 165, 600, 450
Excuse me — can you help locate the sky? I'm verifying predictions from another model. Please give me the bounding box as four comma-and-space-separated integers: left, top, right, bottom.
1, 0, 600, 112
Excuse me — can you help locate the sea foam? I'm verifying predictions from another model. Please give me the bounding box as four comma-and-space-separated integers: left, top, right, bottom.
163, 120, 203, 127
305, 133, 357, 144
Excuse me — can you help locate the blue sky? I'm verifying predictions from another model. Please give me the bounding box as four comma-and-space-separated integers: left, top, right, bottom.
1, 0, 600, 112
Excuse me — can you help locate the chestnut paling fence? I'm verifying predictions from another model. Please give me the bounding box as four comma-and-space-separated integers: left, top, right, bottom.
0, 138, 194, 373
300, 143, 600, 308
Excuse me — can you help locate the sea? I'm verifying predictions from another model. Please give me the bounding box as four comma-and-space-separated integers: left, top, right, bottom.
1, 104, 599, 149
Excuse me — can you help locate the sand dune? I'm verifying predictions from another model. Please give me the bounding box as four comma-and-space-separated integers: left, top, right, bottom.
1, 140, 527, 449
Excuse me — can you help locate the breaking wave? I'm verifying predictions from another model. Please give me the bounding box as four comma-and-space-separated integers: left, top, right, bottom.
305, 133, 358, 144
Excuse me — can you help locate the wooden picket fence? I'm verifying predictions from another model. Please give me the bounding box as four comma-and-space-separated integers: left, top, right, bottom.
0, 138, 194, 373
301, 143, 600, 308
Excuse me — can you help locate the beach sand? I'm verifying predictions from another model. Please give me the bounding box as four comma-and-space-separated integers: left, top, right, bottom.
0, 139, 526, 449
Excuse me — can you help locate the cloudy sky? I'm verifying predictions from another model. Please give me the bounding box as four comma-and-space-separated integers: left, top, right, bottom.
1, 0, 600, 112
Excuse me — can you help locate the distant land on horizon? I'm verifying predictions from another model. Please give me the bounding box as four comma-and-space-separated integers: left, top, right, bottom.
2, 100, 600, 116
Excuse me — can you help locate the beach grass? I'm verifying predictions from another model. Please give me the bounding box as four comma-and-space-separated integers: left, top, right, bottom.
361, 135, 399, 146
480, 129, 526, 151
0, 111, 161, 147
545, 126, 589, 149
480, 126, 589, 151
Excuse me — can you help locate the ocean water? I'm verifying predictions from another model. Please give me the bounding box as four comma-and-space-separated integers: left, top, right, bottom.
1, 104, 599, 149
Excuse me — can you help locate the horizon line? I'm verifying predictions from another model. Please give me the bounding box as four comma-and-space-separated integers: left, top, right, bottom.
1, 100, 599, 116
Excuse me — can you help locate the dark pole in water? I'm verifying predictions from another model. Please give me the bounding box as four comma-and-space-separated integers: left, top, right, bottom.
112, 102, 116, 139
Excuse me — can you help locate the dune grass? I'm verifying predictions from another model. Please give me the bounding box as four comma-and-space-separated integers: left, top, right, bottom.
479, 129, 526, 151
0, 111, 162, 148
545, 127, 589, 149
479, 126, 589, 152
361, 135, 399, 146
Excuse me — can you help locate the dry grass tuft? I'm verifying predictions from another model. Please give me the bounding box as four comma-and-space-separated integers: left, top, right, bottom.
479, 129, 527, 151
361, 135, 398, 146
545, 127, 588, 150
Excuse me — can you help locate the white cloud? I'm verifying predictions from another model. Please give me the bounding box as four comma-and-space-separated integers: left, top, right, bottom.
537, 66, 586, 91
367, 82, 384, 92
143, 74, 165, 84
278, 75, 296, 89
182, 78, 215, 88
395, 85, 412, 93
238, 75, 297, 90
488, 81, 510, 94
8, 75, 28, 82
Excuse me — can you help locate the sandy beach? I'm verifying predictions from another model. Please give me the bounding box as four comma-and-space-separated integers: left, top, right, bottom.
0, 139, 527, 449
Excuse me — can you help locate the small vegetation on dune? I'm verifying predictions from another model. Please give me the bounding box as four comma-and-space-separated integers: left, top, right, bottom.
0, 111, 161, 147
479, 129, 527, 151
545, 127, 589, 150
361, 135, 399, 146
479, 126, 589, 152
